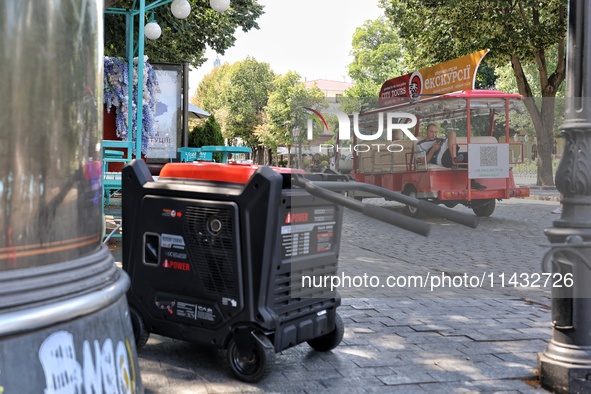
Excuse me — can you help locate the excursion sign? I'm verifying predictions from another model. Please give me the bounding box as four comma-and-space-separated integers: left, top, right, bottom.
378, 49, 489, 106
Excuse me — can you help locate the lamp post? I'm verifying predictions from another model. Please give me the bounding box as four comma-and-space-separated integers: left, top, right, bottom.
144, 13, 162, 40
105, 0, 230, 158
293, 127, 302, 169
538, 0, 591, 392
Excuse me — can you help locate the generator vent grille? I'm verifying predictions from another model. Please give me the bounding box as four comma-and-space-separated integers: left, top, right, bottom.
272, 261, 338, 321
183, 205, 238, 298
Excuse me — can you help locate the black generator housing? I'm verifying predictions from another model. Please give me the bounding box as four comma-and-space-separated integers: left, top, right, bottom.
121, 160, 345, 382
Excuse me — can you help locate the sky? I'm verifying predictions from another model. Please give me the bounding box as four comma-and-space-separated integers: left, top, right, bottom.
189, 0, 384, 96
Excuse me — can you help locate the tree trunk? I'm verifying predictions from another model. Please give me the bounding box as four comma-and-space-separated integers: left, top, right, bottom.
252, 146, 264, 165
521, 97, 555, 186
536, 98, 558, 185
512, 56, 562, 187
252, 146, 258, 164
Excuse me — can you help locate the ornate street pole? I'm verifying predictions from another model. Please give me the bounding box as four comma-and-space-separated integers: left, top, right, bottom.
538, 0, 591, 392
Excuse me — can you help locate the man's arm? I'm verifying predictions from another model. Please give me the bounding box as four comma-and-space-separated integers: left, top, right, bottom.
418, 140, 440, 164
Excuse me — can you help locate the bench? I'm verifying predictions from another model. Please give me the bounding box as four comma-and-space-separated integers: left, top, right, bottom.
102, 140, 133, 206
200, 145, 251, 163
358, 136, 500, 174
357, 140, 417, 174
177, 147, 212, 162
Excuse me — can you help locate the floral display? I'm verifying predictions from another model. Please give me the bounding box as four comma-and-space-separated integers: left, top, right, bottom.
104, 56, 160, 155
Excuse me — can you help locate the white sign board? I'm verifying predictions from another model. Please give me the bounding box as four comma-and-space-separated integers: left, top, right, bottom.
468, 143, 510, 179
149, 65, 182, 159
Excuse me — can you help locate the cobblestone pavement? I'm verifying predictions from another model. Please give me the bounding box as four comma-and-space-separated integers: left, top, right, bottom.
110, 192, 562, 393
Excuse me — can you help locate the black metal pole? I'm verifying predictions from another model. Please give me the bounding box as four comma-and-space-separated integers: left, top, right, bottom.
538, 1, 591, 392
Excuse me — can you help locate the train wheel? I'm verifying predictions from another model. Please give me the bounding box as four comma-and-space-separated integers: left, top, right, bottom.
473, 199, 496, 217
403, 186, 424, 218
307, 313, 345, 352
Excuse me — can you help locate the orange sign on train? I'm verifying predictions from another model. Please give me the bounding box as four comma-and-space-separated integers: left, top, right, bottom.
378, 49, 490, 106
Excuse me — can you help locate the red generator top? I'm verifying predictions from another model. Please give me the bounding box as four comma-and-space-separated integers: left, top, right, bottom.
158, 162, 306, 184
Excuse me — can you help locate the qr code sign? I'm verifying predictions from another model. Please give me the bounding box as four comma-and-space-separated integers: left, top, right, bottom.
479, 146, 498, 167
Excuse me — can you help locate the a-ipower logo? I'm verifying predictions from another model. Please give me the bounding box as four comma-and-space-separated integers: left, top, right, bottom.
304, 107, 418, 154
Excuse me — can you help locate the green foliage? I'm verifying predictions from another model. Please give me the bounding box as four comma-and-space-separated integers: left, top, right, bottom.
345, 14, 406, 112
222, 58, 276, 145
192, 57, 276, 146
192, 63, 231, 113
265, 71, 327, 147
188, 115, 224, 147
495, 45, 566, 98
474, 62, 497, 89
513, 158, 560, 175
381, 0, 566, 72
188, 115, 224, 162
104, 0, 264, 68
348, 16, 407, 85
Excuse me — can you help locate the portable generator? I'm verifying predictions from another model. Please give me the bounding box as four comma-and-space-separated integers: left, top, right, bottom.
121, 159, 475, 382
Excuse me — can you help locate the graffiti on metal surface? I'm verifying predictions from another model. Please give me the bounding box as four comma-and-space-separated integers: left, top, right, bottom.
39, 331, 137, 394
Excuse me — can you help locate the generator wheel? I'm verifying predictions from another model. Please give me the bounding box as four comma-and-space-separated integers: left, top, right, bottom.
307, 313, 344, 352
473, 199, 496, 217
129, 307, 150, 349
227, 335, 274, 382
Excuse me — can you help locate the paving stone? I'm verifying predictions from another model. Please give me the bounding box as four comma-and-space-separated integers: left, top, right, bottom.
113, 198, 561, 393
316, 376, 386, 392
334, 366, 396, 378
418, 381, 482, 393
365, 384, 429, 393
377, 372, 437, 386
282, 368, 343, 382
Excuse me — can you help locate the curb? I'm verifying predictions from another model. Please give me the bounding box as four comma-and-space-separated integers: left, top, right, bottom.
527, 195, 560, 202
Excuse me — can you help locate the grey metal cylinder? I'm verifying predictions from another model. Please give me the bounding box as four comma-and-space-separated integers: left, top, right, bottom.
0, 1, 142, 392
1, 1, 103, 268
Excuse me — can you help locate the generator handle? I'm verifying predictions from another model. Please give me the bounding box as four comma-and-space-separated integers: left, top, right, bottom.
301, 180, 478, 229
292, 177, 430, 236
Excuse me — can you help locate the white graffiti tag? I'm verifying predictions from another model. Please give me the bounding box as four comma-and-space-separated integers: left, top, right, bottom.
39, 331, 83, 394
39, 331, 136, 394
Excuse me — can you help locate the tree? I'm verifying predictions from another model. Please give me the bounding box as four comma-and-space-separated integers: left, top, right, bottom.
188, 115, 224, 162
381, 0, 567, 186
265, 72, 326, 168
192, 58, 276, 163
348, 16, 407, 90
192, 63, 231, 114
188, 115, 224, 147
495, 52, 566, 137
345, 16, 407, 107
103, 0, 264, 68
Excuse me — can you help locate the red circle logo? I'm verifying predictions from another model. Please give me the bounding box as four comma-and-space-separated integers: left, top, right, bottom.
409, 72, 423, 97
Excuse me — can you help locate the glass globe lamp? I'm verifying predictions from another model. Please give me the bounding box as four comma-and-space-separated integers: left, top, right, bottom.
171, 0, 191, 19
144, 21, 162, 40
